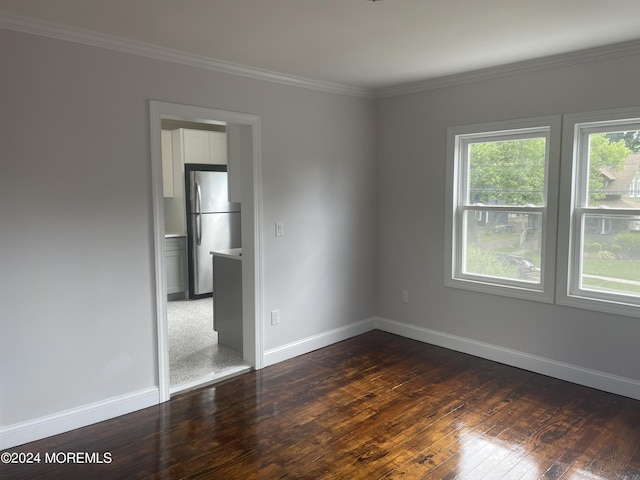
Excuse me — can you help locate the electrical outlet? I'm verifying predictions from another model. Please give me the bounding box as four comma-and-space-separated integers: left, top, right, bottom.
275, 221, 284, 237
402, 290, 409, 304
271, 309, 280, 325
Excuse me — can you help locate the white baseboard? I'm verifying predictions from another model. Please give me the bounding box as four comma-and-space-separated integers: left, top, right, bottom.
374, 317, 640, 401
2, 318, 372, 451
5, 318, 638, 451
263, 317, 376, 367
0, 387, 159, 451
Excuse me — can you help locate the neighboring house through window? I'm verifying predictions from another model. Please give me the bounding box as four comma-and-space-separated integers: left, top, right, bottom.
557, 111, 640, 317
446, 107, 640, 317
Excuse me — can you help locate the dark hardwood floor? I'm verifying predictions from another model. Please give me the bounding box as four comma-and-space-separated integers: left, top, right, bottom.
2, 330, 640, 479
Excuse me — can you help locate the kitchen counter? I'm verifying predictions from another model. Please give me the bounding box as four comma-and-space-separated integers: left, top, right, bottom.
212, 250, 243, 355
210, 248, 242, 260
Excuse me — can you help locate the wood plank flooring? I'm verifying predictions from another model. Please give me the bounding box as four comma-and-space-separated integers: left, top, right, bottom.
2, 330, 640, 479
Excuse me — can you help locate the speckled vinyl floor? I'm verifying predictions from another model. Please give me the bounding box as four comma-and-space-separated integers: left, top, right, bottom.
167, 298, 251, 393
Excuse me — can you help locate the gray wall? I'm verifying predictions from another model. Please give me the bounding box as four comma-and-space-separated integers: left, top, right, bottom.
376, 53, 640, 383
2, 22, 639, 445
0, 29, 376, 428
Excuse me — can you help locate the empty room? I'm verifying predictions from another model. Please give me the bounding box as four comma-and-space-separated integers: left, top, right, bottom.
1, 1, 640, 478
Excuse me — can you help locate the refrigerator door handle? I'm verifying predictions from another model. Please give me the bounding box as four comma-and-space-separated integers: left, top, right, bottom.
196, 181, 203, 246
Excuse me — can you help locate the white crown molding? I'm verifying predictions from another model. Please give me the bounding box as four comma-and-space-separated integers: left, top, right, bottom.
377, 38, 640, 98
3, 11, 640, 100
0, 12, 375, 99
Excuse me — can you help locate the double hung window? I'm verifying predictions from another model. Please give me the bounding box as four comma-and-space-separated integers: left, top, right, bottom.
446, 108, 640, 317
445, 117, 560, 303
558, 110, 640, 316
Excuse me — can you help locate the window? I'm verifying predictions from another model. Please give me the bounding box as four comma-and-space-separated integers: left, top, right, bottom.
445, 117, 561, 302
447, 109, 640, 316
557, 110, 640, 316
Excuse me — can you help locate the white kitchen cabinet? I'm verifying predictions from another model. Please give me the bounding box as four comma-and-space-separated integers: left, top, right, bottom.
161, 130, 174, 197
172, 128, 227, 165
165, 236, 187, 297
183, 129, 210, 164
209, 130, 227, 165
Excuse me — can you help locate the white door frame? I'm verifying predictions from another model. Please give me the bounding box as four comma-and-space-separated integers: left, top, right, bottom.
149, 101, 264, 403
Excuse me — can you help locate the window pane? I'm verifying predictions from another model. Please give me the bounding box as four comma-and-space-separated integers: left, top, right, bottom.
581, 214, 640, 297
586, 131, 640, 209
468, 137, 546, 207
462, 210, 541, 283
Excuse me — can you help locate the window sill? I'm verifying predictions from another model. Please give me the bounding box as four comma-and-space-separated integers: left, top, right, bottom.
556, 292, 640, 318
444, 276, 554, 304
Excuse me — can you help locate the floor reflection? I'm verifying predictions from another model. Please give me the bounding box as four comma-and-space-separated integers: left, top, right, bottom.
458, 429, 539, 478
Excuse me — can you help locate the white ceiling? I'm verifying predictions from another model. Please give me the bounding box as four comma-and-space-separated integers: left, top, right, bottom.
2, 0, 640, 91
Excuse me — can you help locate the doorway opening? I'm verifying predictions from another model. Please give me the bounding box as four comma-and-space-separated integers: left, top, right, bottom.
166, 297, 248, 393
149, 101, 263, 402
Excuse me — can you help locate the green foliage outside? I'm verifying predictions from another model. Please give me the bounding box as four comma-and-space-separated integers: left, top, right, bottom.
583, 258, 640, 280
588, 134, 632, 201
465, 246, 520, 280
464, 130, 638, 292
582, 233, 640, 294
613, 233, 640, 259
585, 233, 640, 261
469, 138, 545, 206
467, 133, 632, 205
606, 131, 640, 153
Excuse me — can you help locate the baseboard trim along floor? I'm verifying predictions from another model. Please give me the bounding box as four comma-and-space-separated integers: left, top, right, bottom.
263, 317, 376, 367
5, 315, 639, 450
0, 387, 158, 451
374, 316, 640, 401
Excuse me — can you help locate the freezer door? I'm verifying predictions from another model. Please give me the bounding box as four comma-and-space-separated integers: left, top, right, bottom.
192, 170, 240, 214
191, 212, 241, 296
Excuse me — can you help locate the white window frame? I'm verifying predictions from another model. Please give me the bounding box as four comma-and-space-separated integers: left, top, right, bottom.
556, 107, 640, 317
445, 116, 561, 303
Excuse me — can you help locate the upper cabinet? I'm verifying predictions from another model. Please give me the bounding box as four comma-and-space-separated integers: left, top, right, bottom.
209, 131, 228, 165
173, 128, 227, 165
182, 129, 209, 164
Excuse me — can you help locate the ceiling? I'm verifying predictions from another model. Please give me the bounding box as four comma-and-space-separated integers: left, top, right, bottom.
2, 0, 640, 92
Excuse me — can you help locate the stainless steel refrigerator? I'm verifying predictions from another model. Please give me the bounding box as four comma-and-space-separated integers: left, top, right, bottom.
185, 164, 241, 299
